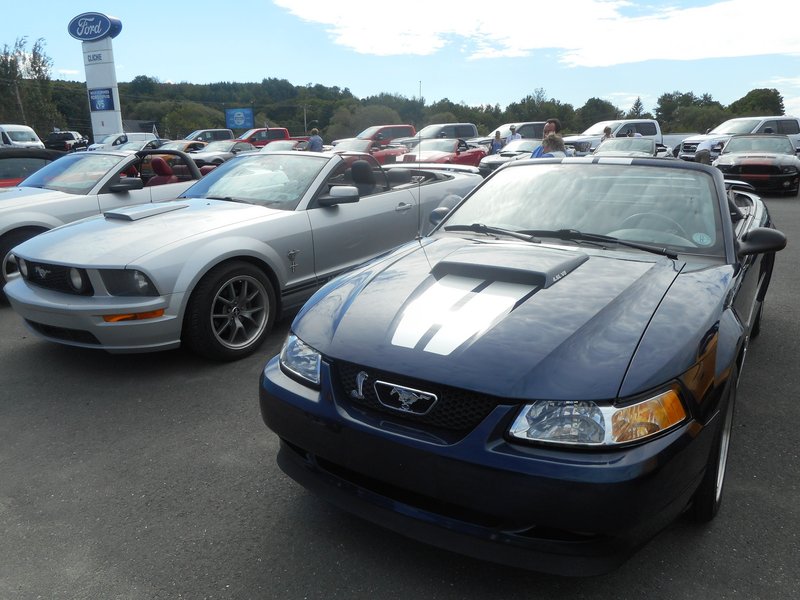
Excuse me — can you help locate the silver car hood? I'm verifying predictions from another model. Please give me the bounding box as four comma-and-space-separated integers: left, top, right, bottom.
15, 198, 283, 266
0, 187, 68, 210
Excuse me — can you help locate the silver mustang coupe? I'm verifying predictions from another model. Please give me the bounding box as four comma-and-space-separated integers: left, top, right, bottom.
4, 151, 481, 361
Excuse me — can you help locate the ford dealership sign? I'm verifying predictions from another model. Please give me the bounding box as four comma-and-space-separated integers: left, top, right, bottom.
68, 13, 122, 41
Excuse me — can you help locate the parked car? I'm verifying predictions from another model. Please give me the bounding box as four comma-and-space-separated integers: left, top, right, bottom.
331, 138, 409, 164
478, 138, 540, 176
0, 148, 65, 187
236, 128, 309, 148
4, 151, 483, 360
139, 140, 208, 178
402, 138, 486, 167
332, 124, 417, 147
258, 157, 785, 575
87, 132, 157, 151
260, 140, 307, 152
678, 116, 800, 162
188, 140, 256, 166
0, 124, 45, 149
470, 122, 547, 149
184, 128, 234, 142
0, 149, 202, 286
713, 134, 800, 196
43, 131, 89, 152
394, 123, 479, 149
591, 137, 663, 157
564, 119, 664, 156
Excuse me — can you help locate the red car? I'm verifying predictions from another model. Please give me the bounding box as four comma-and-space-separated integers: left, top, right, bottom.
402, 138, 487, 167
331, 138, 409, 164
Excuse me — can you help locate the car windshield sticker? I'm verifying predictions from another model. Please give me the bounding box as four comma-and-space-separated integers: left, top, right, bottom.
391, 274, 536, 355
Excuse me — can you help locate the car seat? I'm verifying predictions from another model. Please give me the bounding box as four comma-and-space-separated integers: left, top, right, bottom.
349, 160, 377, 196
146, 157, 179, 186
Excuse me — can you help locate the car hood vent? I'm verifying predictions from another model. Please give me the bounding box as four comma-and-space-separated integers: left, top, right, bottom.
104, 203, 189, 221
430, 245, 589, 289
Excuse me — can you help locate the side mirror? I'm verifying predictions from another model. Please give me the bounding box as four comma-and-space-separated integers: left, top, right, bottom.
429, 206, 451, 226
318, 185, 360, 207
109, 177, 144, 193
737, 227, 786, 257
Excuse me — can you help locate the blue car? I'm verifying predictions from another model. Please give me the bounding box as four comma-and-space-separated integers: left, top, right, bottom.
259, 157, 786, 575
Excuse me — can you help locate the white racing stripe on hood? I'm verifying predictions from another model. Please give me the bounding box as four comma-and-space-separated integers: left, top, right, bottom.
391, 275, 536, 355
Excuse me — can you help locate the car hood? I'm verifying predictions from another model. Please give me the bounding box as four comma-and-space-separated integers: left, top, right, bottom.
481, 152, 529, 166
681, 133, 730, 143
293, 237, 687, 400
716, 152, 796, 164
13, 198, 280, 265
404, 150, 452, 162
0, 186, 72, 209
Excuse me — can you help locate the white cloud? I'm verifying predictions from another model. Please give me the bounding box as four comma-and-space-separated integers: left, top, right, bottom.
273, 0, 800, 66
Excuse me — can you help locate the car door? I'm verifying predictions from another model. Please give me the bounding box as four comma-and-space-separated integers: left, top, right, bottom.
305, 164, 419, 283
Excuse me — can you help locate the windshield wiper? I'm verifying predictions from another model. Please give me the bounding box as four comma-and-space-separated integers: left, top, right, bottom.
443, 223, 540, 243
519, 229, 679, 259
204, 195, 253, 204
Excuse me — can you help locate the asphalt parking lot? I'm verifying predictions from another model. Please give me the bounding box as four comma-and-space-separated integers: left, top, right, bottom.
1, 194, 798, 600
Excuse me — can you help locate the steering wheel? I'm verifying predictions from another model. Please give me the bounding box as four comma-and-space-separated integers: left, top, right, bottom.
620, 212, 690, 239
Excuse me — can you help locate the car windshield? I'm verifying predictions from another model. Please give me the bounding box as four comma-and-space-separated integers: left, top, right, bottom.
594, 138, 656, 154
356, 126, 381, 138
417, 139, 457, 152
442, 162, 723, 256
501, 139, 540, 153
157, 141, 187, 151
333, 139, 372, 152
415, 125, 446, 138
709, 119, 762, 135
17, 152, 123, 194
117, 141, 145, 151
202, 141, 235, 152
581, 121, 622, 135
722, 136, 794, 154
180, 153, 329, 210
100, 133, 122, 144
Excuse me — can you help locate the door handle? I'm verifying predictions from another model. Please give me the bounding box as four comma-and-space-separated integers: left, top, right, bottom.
395, 203, 413, 212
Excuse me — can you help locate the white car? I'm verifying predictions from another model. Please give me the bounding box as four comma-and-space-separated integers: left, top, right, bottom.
0, 149, 202, 286
5, 151, 482, 360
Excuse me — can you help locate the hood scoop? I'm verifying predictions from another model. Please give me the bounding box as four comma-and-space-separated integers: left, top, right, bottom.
105, 203, 189, 221
431, 245, 588, 289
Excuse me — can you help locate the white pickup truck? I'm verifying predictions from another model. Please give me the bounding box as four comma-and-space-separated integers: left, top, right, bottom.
678, 115, 800, 161
562, 119, 663, 155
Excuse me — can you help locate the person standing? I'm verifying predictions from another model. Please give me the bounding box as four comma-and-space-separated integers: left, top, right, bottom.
537, 133, 567, 158
598, 126, 614, 146
506, 125, 522, 144
490, 131, 504, 154
530, 118, 562, 157
306, 128, 323, 152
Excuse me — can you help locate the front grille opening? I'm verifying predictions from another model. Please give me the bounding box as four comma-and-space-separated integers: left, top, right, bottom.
335, 360, 507, 434
26, 320, 100, 345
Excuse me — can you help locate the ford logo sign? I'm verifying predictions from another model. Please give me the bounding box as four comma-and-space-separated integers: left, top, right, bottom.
67, 13, 122, 41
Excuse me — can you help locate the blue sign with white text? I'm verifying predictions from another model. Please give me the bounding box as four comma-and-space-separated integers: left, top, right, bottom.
225, 108, 254, 130
88, 88, 114, 112
68, 13, 122, 41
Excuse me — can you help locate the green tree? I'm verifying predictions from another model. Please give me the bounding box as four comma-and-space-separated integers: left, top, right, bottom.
575, 98, 622, 131
727, 88, 784, 116
626, 97, 645, 118
162, 102, 225, 139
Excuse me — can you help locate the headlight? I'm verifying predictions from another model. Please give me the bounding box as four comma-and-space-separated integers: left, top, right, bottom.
509, 388, 687, 447
780, 166, 798, 174
279, 334, 321, 387
100, 269, 159, 296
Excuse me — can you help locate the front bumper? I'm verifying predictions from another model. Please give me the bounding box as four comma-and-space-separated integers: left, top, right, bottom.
721, 172, 799, 194
259, 357, 717, 576
4, 277, 185, 353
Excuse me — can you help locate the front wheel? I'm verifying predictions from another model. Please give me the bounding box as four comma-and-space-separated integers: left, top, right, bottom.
687, 367, 738, 523
183, 261, 276, 361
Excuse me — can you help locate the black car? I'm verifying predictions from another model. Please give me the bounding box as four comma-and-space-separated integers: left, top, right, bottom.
713, 134, 800, 196
43, 131, 88, 152
259, 157, 786, 575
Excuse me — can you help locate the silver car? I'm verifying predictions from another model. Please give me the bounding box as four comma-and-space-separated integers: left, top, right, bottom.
0, 149, 202, 285
4, 151, 482, 361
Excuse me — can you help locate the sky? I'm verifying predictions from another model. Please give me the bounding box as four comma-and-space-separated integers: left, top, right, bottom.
2, 0, 800, 119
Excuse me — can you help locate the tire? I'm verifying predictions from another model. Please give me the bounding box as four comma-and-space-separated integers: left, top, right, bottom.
182, 261, 276, 361
1, 228, 46, 298
687, 367, 737, 523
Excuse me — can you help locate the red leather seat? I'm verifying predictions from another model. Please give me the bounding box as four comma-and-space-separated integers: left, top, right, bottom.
146, 157, 178, 186
199, 165, 217, 176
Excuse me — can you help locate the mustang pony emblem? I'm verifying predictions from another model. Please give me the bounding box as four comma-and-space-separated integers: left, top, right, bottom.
373, 381, 438, 415
34, 266, 51, 279
390, 387, 427, 411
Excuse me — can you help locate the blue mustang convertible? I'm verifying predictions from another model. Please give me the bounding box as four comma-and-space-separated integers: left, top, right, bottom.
259, 157, 786, 575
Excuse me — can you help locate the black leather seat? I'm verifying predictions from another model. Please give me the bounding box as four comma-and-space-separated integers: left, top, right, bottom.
349, 160, 377, 196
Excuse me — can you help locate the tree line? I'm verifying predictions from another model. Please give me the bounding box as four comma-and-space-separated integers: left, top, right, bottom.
1, 37, 788, 142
